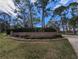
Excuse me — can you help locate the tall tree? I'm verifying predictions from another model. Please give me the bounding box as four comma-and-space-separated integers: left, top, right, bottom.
54, 6, 66, 32
68, 2, 78, 34
14, 0, 34, 28
0, 12, 11, 32
34, 0, 49, 31
69, 16, 78, 34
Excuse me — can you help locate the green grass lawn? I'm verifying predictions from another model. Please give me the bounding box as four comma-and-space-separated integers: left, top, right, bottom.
0, 33, 77, 59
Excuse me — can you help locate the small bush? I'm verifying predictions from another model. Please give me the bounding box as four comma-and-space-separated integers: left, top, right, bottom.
6, 29, 11, 35
6, 28, 56, 34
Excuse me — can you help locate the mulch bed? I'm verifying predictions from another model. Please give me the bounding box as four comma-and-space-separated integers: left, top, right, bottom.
10, 32, 63, 39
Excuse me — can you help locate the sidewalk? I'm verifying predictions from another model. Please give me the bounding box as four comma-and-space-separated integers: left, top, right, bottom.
62, 35, 78, 55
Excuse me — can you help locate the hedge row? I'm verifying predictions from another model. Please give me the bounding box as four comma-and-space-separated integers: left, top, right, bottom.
6, 28, 56, 34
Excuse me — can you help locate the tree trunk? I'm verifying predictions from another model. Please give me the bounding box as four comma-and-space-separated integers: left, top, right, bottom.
29, 10, 33, 28
0, 23, 1, 32
23, 13, 25, 28
73, 26, 76, 35
29, 1, 33, 28
65, 22, 68, 33
42, 8, 45, 32
61, 17, 65, 33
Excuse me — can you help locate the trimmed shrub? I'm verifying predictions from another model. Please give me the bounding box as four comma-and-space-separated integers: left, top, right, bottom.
6, 29, 11, 35
6, 27, 57, 35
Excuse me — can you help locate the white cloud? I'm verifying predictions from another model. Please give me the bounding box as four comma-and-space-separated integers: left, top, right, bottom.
0, 0, 17, 16
31, 0, 37, 3
53, 0, 70, 10
60, 0, 68, 5
53, 5, 61, 10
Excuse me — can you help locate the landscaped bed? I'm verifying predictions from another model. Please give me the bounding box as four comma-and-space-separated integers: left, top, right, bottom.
0, 33, 77, 59
11, 32, 62, 39
7, 28, 62, 39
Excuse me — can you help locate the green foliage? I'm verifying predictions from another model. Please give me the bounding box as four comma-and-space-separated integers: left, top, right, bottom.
14, 0, 78, 32
54, 6, 66, 15
69, 2, 78, 17
68, 2, 78, 7
15, 0, 20, 3
69, 16, 78, 27
7, 28, 56, 33
41, 0, 49, 8
33, 18, 41, 24
68, 2, 78, 29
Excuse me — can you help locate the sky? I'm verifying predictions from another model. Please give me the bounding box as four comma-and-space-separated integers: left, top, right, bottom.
0, 0, 77, 27
0, 0, 77, 16
0, 0, 17, 16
